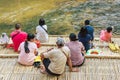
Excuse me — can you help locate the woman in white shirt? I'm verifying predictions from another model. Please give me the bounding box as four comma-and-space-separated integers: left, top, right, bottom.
36, 18, 48, 43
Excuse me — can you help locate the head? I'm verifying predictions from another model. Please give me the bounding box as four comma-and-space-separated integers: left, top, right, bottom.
2, 33, 6, 37
39, 18, 45, 26
85, 20, 90, 25
27, 33, 35, 42
80, 27, 88, 37
56, 37, 64, 48
15, 23, 21, 30
24, 33, 35, 53
69, 33, 78, 41
106, 27, 112, 33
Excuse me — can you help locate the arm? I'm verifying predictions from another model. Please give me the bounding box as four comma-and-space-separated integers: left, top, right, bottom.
80, 42, 86, 54
34, 49, 38, 56
40, 48, 54, 60
67, 57, 73, 71
67, 57, 79, 72
81, 50, 86, 55
40, 53, 45, 61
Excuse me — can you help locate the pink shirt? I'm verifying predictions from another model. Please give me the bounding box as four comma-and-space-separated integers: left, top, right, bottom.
10, 30, 27, 52
65, 41, 85, 66
18, 42, 38, 66
100, 30, 112, 42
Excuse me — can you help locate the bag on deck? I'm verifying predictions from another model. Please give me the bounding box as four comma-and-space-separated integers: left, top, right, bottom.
33, 56, 41, 68
86, 49, 102, 55
34, 39, 41, 48
108, 42, 119, 51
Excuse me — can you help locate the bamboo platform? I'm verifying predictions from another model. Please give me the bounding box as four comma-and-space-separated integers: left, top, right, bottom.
0, 35, 120, 80
1, 35, 120, 46
0, 45, 120, 57
0, 58, 120, 80
45, 35, 120, 46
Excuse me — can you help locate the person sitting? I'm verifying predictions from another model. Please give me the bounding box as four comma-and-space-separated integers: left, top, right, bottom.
10, 23, 27, 52
0, 33, 9, 48
84, 20, 94, 41
18, 33, 38, 66
78, 27, 92, 52
40, 37, 78, 76
36, 18, 48, 43
65, 33, 85, 67
100, 27, 112, 42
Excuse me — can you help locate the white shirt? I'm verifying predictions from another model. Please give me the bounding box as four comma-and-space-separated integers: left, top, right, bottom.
36, 25, 48, 43
0, 35, 9, 44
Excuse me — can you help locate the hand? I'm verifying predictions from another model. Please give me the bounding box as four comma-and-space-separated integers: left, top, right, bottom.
47, 48, 54, 52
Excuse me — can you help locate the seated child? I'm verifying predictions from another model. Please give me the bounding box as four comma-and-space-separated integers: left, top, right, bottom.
0, 33, 9, 47
100, 27, 112, 42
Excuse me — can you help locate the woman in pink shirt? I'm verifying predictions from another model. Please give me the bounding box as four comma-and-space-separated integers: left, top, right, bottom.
18, 33, 38, 66
65, 33, 85, 67
100, 27, 112, 42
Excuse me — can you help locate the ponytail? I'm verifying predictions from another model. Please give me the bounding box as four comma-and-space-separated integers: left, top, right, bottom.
24, 33, 35, 53
24, 40, 30, 53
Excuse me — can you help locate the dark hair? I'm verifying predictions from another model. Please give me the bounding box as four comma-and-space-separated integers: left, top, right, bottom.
85, 20, 90, 25
15, 23, 21, 30
69, 33, 78, 41
80, 27, 88, 37
2, 34, 5, 37
39, 18, 45, 26
106, 27, 112, 33
24, 33, 35, 53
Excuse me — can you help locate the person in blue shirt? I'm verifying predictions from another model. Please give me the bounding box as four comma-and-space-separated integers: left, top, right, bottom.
78, 27, 92, 52
84, 20, 94, 41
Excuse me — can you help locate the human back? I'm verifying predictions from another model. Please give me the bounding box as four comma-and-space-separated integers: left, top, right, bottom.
78, 27, 92, 52
46, 46, 70, 74
40, 37, 78, 76
10, 23, 27, 52
18, 33, 38, 66
84, 20, 94, 41
100, 27, 112, 42
66, 33, 85, 66
36, 18, 48, 43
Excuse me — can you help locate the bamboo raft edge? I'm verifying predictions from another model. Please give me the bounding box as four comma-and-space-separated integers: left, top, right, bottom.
1, 54, 120, 59
49, 35, 120, 38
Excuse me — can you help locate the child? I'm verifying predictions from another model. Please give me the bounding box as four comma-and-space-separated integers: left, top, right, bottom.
100, 27, 112, 42
0, 33, 9, 48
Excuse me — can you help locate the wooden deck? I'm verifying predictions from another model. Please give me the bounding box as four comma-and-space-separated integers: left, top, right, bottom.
0, 58, 120, 80
0, 36, 120, 56
0, 35, 120, 80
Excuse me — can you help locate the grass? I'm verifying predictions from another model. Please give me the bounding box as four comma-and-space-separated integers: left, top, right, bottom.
0, 0, 86, 35
0, 0, 71, 23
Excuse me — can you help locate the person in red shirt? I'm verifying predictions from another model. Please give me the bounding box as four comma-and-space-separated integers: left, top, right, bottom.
10, 23, 27, 52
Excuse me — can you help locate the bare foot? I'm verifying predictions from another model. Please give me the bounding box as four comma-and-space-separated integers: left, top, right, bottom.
40, 65, 46, 74
71, 68, 79, 72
